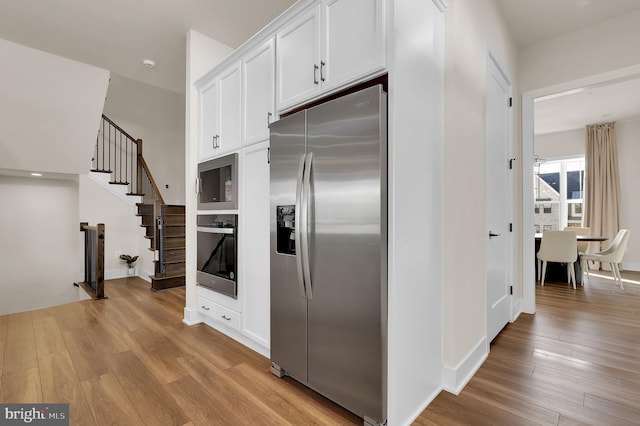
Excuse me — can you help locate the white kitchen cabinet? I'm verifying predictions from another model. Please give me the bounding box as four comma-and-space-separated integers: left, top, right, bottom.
240, 141, 270, 348
199, 62, 241, 160
242, 38, 276, 146
199, 80, 218, 160
198, 294, 241, 331
276, 0, 385, 111
322, 0, 385, 92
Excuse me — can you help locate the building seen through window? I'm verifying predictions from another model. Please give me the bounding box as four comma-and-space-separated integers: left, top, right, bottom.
534, 157, 584, 232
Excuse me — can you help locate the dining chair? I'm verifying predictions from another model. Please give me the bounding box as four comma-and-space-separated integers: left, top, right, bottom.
536, 230, 578, 288
580, 229, 630, 290
564, 226, 590, 253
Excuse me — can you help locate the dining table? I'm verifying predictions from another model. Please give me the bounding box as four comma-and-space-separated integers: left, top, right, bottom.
534, 233, 609, 285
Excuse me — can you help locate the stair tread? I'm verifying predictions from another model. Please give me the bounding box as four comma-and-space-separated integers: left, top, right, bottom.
109, 181, 129, 185
90, 169, 113, 173
127, 193, 145, 196
165, 235, 185, 238
151, 273, 185, 280
160, 259, 185, 264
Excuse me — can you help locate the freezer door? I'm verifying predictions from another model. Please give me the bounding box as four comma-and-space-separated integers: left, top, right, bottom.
306, 85, 387, 421
269, 111, 308, 382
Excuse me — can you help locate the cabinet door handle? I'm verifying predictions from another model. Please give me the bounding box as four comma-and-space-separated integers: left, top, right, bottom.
214, 135, 220, 148
267, 112, 273, 127
313, 64, 319, 84
221, 315, 231, 321
320, 61, 325, 82
201, 305, 210, 311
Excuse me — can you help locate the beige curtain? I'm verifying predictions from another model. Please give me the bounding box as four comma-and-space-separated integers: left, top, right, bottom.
584, 122, 621, 269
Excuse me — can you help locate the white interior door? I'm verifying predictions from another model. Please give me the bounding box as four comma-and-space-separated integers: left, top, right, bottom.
485, 53, 513, 343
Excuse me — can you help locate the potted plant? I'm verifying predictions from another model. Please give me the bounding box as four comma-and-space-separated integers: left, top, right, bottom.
119, 254, 139, 276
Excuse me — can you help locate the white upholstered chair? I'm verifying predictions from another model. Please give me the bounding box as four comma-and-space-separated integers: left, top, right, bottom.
564, 226, 590, 254
580, 229, 630, 290
536, 230, 578, 289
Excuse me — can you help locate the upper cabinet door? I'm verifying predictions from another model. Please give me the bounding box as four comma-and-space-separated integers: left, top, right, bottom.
276, 5, 322, 111
217, 63, 242, 156
242, 38, 275, 146
322, 0, 385, 92
199, 80, 218, 160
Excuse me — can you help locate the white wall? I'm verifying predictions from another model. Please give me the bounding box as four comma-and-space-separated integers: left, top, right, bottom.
78, 175, 153, 279
102, 74, 186, 204
0, 176, 81, 315
520, 10, 640, 92
534, 128, 585, 159
615, 119, 640, 270
0, 38, 109, 175
184, 30, 234, 320
442, 0, 519, 390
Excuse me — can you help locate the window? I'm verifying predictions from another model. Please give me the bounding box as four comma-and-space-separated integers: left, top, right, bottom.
534, 157, 584, 231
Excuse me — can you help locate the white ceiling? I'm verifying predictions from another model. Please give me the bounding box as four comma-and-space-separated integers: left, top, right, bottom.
0, 0, 296, 94
495, 0, 640, 48
495, 0, 640, 135
0, 0, 638, 135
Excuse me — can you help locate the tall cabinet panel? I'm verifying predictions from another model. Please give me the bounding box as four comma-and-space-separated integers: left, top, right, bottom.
242, 38, 276, 146
240, 141, 271, 348
199, 81, 218, 160
276, 5, 322, 111
322, 0, 385, 92
217, 64, 241, 156
199, 63, 241, 161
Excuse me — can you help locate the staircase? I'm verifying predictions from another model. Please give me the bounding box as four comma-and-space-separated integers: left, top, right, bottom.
92, 115, 185, 290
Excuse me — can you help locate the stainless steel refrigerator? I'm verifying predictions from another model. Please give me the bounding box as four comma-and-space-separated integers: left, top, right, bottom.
270, 85, 387, 425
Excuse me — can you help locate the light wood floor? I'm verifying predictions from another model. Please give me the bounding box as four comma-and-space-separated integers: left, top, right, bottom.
417, 270, 640, 425
1, 272, 639, 425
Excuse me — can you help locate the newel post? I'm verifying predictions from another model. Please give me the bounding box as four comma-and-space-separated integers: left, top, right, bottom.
136, 139, 143, 194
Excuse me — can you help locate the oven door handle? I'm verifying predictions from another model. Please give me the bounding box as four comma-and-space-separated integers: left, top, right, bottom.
295, 153, 307, 299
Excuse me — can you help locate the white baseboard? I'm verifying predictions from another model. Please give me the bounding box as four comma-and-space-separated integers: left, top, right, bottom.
405, 387, 443, 425
104, 268, 152, 281
442, 337, 488, 395
622, 262, 640, 272
512, 297, 522, 322
183, 307, 202, 326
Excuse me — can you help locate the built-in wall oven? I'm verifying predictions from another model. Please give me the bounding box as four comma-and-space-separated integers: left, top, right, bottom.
197, 214, 237, 298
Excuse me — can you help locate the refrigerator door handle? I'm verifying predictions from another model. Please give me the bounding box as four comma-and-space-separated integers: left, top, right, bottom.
301, 152, 314, 300
295, 153, 307, 299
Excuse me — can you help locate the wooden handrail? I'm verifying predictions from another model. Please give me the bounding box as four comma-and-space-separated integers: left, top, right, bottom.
139, 155, 166, 205
102, 114, 138, 144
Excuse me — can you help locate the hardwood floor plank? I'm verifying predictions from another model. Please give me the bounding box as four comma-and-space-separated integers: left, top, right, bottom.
107, 350, 189, 425
3, 312, 38, 375
120, 329, 190, 385
0, 367, 42, 402
176, 352, 289, 425
62, 328, 113, 382
33, 314, 67, 357
38, 351, 96, 425
81, 373, 145, 425
167, 375, 247, 425
227, 362, 360, 425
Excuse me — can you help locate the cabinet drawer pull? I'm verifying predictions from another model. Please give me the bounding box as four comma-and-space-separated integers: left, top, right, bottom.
320, 61, 325, 82
313, 64, 319, 84
201, 305, 210, 311
221, 314, 231, 321
267, 111, 273, 127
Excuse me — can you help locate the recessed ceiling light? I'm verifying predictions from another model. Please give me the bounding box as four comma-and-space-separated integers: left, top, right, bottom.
30, 172, 42, 177
143, 59, 156, 69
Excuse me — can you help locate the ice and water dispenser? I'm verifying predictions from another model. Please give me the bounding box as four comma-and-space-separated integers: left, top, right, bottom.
276, 205, 296, 255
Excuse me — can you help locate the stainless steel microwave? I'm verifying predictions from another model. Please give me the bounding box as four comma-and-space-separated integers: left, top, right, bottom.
197, 153, 238, 210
